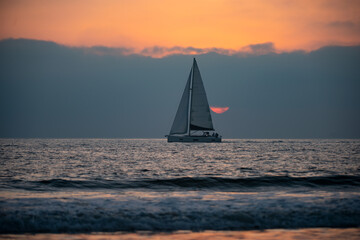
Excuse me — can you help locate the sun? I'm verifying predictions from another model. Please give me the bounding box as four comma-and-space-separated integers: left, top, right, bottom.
210, 106, 229, 114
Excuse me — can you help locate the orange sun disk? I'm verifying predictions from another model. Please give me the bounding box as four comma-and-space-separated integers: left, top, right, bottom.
210, 106, 229, 114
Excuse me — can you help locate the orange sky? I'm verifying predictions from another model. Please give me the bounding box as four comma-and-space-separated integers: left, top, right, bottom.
1, 0, 360, 54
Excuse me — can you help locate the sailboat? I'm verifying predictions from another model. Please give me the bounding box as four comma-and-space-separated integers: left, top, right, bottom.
167, 58, 221, 142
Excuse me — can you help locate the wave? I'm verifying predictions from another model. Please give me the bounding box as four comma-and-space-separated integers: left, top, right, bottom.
3, 175, 360, 191
1, 183, 359, 233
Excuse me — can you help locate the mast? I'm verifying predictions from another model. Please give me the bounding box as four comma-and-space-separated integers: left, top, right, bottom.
188, 59, 195, 136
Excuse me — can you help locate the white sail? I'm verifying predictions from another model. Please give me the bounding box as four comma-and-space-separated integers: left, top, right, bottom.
170, 70, 192, 134
190, 59, 214, 131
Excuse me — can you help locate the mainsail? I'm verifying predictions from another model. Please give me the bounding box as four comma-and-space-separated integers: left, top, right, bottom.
170, 58, 214, 135
190, 59, 214, 131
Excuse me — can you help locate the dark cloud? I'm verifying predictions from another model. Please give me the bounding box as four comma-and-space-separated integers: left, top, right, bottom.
0, 39, 359, 138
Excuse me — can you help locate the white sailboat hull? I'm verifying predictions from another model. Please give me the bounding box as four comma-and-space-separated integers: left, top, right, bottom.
167, 135, 221, 142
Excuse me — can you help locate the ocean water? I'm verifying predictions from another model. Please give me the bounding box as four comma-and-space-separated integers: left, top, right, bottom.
0, 139, 359, 234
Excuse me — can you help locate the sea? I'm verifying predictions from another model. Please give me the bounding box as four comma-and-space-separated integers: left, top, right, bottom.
0, 138, 359, 239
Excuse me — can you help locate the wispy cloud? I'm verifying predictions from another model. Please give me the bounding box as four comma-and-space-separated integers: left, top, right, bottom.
139, 46, 237, 58
326, 21, 360, 34
239, 42, 276, 55
328, 21, 356, 29
84, 42, 276, 58
84, 46, 135, 56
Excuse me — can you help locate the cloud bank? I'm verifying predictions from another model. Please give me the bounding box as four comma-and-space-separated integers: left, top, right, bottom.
0, 39, 359, 138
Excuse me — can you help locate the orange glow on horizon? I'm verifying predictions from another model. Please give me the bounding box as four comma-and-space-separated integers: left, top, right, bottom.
1, 0, 359, 56
2, 229, 357, 239
211, 107, 229, 114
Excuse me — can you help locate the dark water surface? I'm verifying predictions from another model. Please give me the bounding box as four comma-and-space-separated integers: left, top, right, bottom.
0, 139, 359, 233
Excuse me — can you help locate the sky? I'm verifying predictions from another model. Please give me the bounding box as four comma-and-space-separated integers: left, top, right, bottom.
0, 1, 359, 138
1, 0, 360, 56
